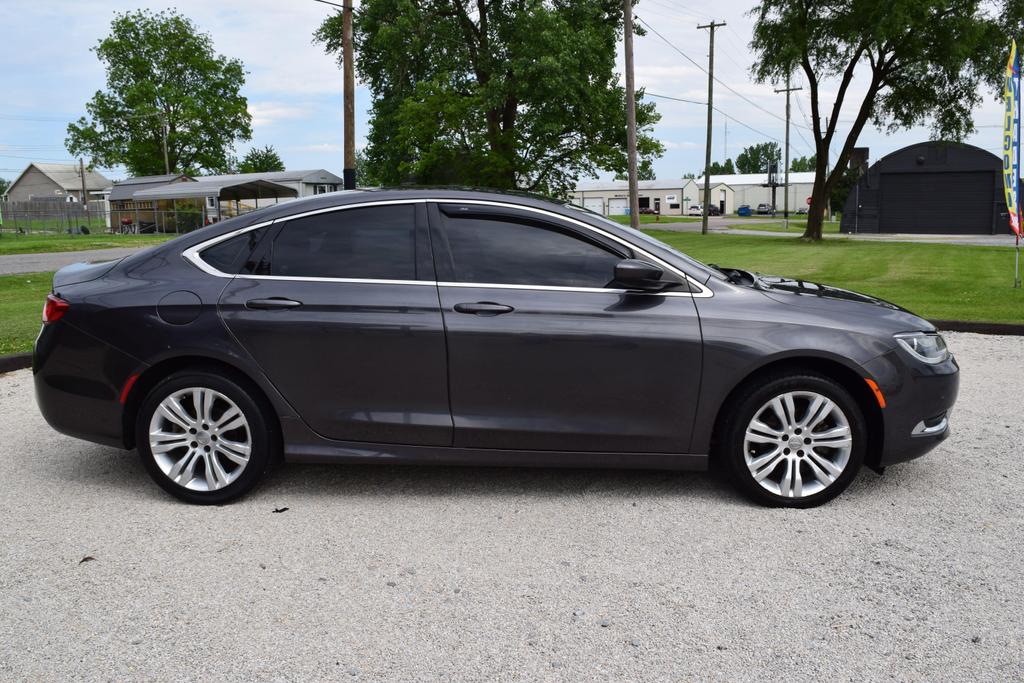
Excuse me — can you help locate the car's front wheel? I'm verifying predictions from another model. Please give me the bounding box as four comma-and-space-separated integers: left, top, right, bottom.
136, 370, 276, 504
721, 373, 865, 508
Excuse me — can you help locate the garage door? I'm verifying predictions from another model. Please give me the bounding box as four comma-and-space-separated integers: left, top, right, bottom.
607, 198, 628, 215
583, 197, 604, 214
879, 172, 993, 234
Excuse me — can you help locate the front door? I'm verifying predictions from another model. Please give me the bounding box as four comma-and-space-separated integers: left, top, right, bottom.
219, 201, 451, 446
429, 202, 703, 454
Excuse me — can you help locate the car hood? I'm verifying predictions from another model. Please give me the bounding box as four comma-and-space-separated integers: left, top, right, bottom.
751, 274, 935, 333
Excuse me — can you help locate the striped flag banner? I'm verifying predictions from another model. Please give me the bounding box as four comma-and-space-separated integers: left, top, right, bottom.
1002, 40, 1021, 238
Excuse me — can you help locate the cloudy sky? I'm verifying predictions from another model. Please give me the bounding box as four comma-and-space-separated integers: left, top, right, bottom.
0, 0, 1008, 183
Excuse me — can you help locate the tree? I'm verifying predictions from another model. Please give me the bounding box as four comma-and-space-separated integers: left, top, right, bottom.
752, 0, 1010, 240
614, 158, 656, 181
829, 167, 858, 214
315, 0, 663, 197
0, 177, 10, 197
238, 145, 285, 173
790, 154, 816, 172
707, 158, 735, 175
735, 142, 781, 174
66, 9, 252, 176
355, 148, 384, 187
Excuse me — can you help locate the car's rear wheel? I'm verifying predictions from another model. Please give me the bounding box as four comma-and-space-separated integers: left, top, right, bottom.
721, 373, 865, 508
136, 370, 275, 504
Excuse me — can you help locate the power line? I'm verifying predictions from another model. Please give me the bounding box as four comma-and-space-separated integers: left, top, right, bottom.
647, 92, 782, 144
635, 15, 814, 133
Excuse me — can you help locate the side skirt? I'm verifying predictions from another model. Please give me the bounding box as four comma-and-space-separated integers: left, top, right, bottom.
282, 436, 707, 472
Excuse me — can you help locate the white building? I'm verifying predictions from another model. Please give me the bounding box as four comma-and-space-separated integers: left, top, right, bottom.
572, 172, 816, 216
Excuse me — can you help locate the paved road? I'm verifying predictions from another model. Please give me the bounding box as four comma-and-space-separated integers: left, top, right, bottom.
648, 217, 1020, 246
0, 247, 145, 276
0, 331, 1021, 681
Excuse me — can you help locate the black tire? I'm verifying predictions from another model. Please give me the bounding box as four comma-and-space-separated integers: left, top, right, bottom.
136, 369, 277, 504
719, 372, 865, 508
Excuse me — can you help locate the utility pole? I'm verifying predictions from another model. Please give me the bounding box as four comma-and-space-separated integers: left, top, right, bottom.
697, 20, 725, 234
775, 77, 801, 229
623, 0, 640, 230
343, 0, 356, 189
161, 118, 170, 175
316, 0, 357, 189
79, 158, 89, 223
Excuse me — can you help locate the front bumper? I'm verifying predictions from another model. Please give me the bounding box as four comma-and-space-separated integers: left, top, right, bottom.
863, 349, 960, 466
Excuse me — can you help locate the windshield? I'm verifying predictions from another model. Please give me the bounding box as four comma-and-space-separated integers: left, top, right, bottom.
567, 206, 728, 282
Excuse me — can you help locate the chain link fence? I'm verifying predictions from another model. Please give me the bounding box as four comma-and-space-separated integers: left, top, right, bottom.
0, 198, 256, 237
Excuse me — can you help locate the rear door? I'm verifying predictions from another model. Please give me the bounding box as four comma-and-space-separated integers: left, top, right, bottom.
429, 202, 703, 454
217, 201, 452, 446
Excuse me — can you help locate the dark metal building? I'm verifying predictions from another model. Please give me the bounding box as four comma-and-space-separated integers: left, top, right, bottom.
840, 141, 1014, 235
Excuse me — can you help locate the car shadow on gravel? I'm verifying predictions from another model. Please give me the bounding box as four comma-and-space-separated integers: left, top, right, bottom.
44, 441, 910, 507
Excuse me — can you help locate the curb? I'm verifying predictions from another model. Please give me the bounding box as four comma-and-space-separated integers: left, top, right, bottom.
0, 353, 32, 374
930, 320, 1024, 336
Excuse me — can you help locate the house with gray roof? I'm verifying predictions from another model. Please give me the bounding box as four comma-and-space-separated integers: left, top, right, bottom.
3, 162, 112, 202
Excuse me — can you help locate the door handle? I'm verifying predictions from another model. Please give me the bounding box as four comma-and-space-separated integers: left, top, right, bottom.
453, 301, 514, 316
245, 297, 303, 310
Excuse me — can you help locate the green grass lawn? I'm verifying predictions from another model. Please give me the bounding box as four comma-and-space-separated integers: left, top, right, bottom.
647, 230, 1024, 324
0, 232, 174, 255
606, 214, 702, 225
0, 235, 1020, 357
0, 272, 51, 355
727, 219, 841, 234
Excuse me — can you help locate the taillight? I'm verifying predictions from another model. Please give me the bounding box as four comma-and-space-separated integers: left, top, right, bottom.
42, 294, 69, 324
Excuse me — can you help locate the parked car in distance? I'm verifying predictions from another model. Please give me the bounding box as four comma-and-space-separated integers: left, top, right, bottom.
638, 207, 657, 215
34, 189, 959, 508
756, 203, 775, 215
737, 204, 752, 217
687, 204, 721, 216
796, 206, 809, 215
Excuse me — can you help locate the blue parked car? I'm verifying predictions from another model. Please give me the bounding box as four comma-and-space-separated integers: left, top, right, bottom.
737, 204, 752, 217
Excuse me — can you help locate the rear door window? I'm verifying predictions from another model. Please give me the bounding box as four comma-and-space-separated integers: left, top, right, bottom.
269, 205, 417, 280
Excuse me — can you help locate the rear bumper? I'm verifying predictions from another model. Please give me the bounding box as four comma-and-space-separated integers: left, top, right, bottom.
863, 350, 960, 466
33, 321, 138, 449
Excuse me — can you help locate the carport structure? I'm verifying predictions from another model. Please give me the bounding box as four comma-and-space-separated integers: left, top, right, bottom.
132, 177, 298, 227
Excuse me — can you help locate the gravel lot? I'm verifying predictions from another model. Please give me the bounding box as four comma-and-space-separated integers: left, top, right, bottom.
0, 331, 1021, 682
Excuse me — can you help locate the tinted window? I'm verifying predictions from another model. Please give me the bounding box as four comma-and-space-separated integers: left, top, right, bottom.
270, 205, 416, 280
200, 226, 269, 274
442, 216, 623, 288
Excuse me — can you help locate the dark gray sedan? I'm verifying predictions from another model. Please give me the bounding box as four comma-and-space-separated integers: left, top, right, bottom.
33, 189, 958, 507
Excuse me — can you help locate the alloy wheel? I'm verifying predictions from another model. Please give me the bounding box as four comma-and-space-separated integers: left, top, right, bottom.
148, 387, 252, 492
742, 390, 853, 499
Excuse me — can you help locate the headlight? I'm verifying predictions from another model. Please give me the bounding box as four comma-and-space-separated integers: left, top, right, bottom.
894, 332, 949, 364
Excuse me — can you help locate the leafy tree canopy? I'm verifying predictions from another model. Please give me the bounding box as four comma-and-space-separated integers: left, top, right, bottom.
355, 148, 384, 187
315, 0, 663, 198
0, 177, 10, 197
238, 145, 285, 173
751, 0, 1014, 239
708, 158, 735, 175
735, 142, 781, 174
614, 158, 656, 181
66, 9, 252, 176
789, 154, 816, 172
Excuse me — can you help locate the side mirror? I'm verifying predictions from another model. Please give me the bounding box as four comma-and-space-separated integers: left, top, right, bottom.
613, 259, 666, 291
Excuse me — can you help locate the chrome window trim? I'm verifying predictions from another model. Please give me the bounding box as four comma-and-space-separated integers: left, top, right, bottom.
436, 281, 697, 297
181, 197, 712, 298
234, 274, 434, 286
